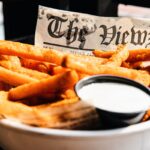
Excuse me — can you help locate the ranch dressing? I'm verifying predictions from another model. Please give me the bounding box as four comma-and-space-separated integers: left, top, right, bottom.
78, 82, 150, 113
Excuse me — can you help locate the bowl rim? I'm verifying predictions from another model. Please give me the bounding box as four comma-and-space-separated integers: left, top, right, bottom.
1, 118, 150, 138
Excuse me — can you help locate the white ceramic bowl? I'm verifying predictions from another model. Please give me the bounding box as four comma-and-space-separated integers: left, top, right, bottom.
1, 119, 150, 150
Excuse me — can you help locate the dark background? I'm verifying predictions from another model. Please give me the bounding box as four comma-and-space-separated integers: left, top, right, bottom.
1, 0, 150, 40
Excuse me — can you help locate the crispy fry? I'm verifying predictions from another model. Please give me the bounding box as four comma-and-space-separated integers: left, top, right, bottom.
62, 54, 107, 71
0, 40, 65, 65
62, 55, 150, 86
51, 66, 70, 75
93, 50, 114, 58
9, 70, 79, 100
121, 61, 131, 68
0, 55, 21, 71
105, 44, 129, 67
20, 58, 55, 74
0, 91, 43, 125
129, 61, 143, 69
143, 109, 150, 121
122, 61, 150, 71
0, 66, 38, 86
131, 61, 150, 69
77, 72, 89, 80
0, 60, 51, 80
13, 67, 50, 80
0, 55, 21, 67
75, 54, 107, 65
93, 49, 150, 62
130, 61, 150, 74
0, 91, 99, 129
60, 89, 77, 99
128, 50, 150, 62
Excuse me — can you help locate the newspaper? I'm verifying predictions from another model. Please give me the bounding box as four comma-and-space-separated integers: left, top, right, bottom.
35, 6, 150, 55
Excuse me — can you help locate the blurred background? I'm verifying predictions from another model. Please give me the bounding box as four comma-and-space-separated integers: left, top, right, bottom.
0, 0, 150, 40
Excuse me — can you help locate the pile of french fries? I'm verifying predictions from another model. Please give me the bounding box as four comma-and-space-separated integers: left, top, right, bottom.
0, 40, 149, 129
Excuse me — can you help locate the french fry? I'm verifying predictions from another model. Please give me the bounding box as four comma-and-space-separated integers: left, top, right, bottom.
93, 49, 150, 62
62, 54, 107, 72
20, 58, 55, 74
122, 61, 150, 71
51, 66, 70, 75
0, 91, 99, 129
131, 61, 150, 69
93, 50, 114, 58
0, 66, 38, 86
105, 44, 129, 67
0, 40, 108, 66
121, 61, 131, 68
62, 55, 150, 86
13, 67, 50, 80
0, 40, 65, 65
0, 55, 21, 71
128, 50, 150, 62
75, 54, 107, 66
9, 70, 79, 101
143, 109, 150, 121
0, 55, 21, 67
0, 60, 51, 80
0, 91, 43, 125
77, 72, 89, 80
60, 89, 77, 99
130, 61, 150, 74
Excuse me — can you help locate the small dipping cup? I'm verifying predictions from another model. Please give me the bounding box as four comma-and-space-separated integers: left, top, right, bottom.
75, 75, 150, 128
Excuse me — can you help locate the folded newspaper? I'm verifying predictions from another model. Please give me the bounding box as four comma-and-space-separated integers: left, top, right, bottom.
35, 6, 150, 55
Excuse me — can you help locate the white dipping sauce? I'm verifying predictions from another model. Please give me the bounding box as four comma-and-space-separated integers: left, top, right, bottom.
78, 82, 150, 113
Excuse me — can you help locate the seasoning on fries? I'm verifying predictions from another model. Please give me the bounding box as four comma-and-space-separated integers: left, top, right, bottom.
93, 48, 150, 62
0, 40, 149, 130
105, 44, 129, 67
9, 70, 78, 100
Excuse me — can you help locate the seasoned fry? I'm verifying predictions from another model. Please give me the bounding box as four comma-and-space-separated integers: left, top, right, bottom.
20, 58, 55, 74
60, 89, 77, 99
105, 44, 129, 67
13, 67, 50, 80
0, 60, 51, 80
77, 72, 89, 80
121, 61, 131, 68
51, 66, 70, 75
93, 50, 114, 58
131, 61, 150, 69
0, 55, 21, 67
75, 54, 107, 66
128, 50, 150, 62
0, 40, 65, 65
0, 91, 99, 129
0, 55, 21, 71
121, 61, 150, 71
62, 54, 107, 72
93, 49, 150, 62
9, 70, 79, 100
143, 109, 150, 121
0, 91, 43, 125
0, 66, 38, 86
62, 55, 150, 86
130, 61, 150, 74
